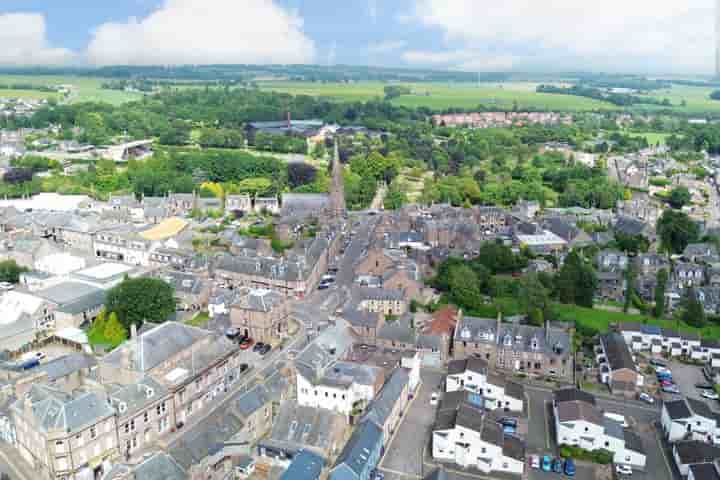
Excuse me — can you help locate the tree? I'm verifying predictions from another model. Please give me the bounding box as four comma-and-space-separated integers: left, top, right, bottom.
682, 287, 706, 328
105, 278, 175, 330
623, 264, 636, 313
657, 209, 700, 254
0, 260, 27, 283
519, 273, 550, 326
556, 251, 597, 308
287, 162, 318, 189
448, 265, 483, 311
668, 186, 691, 209
103, 312, 127, 347
654, 268, 668, 318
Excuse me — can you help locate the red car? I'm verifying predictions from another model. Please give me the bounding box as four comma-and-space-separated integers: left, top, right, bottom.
660, 379, 673, 387
239, 338, 254, 350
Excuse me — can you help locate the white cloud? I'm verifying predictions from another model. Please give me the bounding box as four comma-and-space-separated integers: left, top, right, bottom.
410, 0, 715, 73
368, 41, 407, 54
0, 13, 74, 66
86, 0, 315, 66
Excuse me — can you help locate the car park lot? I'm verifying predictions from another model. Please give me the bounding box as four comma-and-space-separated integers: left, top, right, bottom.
666, 360, 720, 410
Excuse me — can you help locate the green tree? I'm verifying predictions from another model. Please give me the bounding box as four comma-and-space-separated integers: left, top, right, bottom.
105, 278, 175, 330
682, 287, 706, 328
654, 268, 668, 318
103, 312, 127, 348
623, 264, 636, 313
0, 259, 27, 284
556, 251, 597, 308
657, 209, 700, 254
668, 186, 691, 209
519, 273, 550, 326
448, 265, 482, 311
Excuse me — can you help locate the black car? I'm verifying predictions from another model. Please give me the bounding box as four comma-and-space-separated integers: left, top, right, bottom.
498, 417, 518, 428
258, 344, 272, 355
253, 342, 266, 352
239, 363, 249, 372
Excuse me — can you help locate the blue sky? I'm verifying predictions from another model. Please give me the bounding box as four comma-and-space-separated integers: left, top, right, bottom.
0, 0, 716, 74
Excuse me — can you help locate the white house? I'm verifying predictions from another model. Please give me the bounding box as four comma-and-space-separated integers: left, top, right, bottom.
692, 340, 720, 364
661, 398, 720, 445
445, 358, 524, 412
553, 388, 646, 469
433, 400, 524, 475
618, 323, 700, 357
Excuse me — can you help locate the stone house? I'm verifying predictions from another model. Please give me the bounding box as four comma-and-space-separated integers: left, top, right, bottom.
229, 288, 289, 343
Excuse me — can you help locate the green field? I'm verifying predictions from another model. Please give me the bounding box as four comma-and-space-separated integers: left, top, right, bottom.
258, 80, 720, 114
0, 75, 142, 105
258, 81, 616, 111
625, 131, 673, 146
0, 89, 59, 100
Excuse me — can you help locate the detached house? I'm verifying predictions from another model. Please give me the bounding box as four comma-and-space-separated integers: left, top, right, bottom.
661, 397, 720, 445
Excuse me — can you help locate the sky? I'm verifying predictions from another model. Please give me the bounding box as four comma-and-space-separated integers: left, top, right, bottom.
0, 0, 717, 75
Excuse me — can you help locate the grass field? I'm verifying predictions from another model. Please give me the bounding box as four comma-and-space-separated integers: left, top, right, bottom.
624, 131, 673, 146
0, 75, 142, 105
0, 88, 59, 100
258, 80, 616, 111
259, 80, 720, 114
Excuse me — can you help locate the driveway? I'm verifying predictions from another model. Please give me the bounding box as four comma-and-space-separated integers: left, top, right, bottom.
379, 369, 444, 479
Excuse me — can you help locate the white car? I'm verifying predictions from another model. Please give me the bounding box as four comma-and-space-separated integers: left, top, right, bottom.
702, 391, 720, 400
638, 392, 655, 404
530, 455, 540, 469
430, 392, 439, 405
655, 366, 671, 375
604, 412, 629, 427
616, 464, 632, 476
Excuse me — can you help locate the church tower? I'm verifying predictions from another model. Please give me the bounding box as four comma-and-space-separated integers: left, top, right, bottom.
329, 140, 346, 219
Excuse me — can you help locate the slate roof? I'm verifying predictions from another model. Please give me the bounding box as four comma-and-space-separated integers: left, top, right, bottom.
108, 377, 168, 418
364, 369, 409, 429
34, 353, 96, 381
664, 399, 693, 420
280, 450, 325, 480
623, 428, 645, 454
262, 401, 344, 456
169, 409, 243, 470
503, 434, 526, 461
122, 453, 187, 480
688, 463, 720, 480
554, 388, 596, 406
674, 440, 720, 465
601, 333, 636, 371
556, 400, 603, 426
688, 398, 716, 420
614, 216, 648, 237
505, 381, 524, 401
233, 385, 270, 418
333, 420, 383, 479
447, 357, 488, 375
35, 281, 106, 314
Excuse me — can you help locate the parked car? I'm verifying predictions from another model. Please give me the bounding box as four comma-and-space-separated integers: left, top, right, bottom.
655, 366, 671, 375
503, 424, 517, 435
531, 455, 540, 469
696, 383, 715, 390
257, 344, 272, 355
616, 464, 632, 476
318, 283, 331, 290
499, 417, 518, 428
662, 385, 680, 394
638, 392, 655, 404
225, 328, 240, 339
542, 456, 552, 472
650, 359, 667, 368
701, 390, 720, 400
253, 342, 266, 352
660, 379, 674, 387
238, 338, 254, 350
564, 459, 576, 476
239, 363, 249, 372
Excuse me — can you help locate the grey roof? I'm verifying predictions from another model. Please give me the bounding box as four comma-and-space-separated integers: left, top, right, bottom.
13, 384, 114, 435
280, 193, 329, 216
356, 287, 405, 302
674, 441, 720, 465
262, 401, 345, 456
688, 463, 720, 480
688, 397, 716, 420
684, 243, 718, 258
603, 416, 624, 440
614, 216, 648, 236
601, 333, 636, 371
123, 453, 187, 480
157, 271, 206, 295
280, 450, 325, 480
35, 281, 106, 314
448, 357, 488, 375
364, 368, 409, 429
103, 322, 235, 374
377, 314, 416, 345
505, 381, 524, 400
316, 361, 383, 389
503, 434, 526, 461
233, 385, 270, 418
333, 419, 383, 479
34, 353, 96, 381
169, 409, 244, 470
295, 320, 356, 381
556, 400, 603, 425
623, 428, 645, 455
234, 288, 285, 313
664, 399, 693, 420
108, 377, 168, 419
554, 388, 596, 406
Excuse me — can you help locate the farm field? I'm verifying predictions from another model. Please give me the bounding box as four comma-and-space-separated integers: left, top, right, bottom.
0, 89, 58, 100
0, 75, 142, 105
624, 131, 673, 146
258, 80, 616, 111
640, 84, 720, 114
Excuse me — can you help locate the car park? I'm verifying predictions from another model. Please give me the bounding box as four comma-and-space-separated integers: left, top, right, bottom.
542, 456, 552, 472
564, 459, 576, 476
616, 464, 632, 475
531, 455, 540, 469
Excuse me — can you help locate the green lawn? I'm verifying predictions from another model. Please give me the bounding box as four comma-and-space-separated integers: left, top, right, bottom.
187, 311, 210, 327
624, 131, 673, 146
551, 303, 720, 339
0, 89, 59, 100
258, 81, 616, 112
0, 75, 142, 105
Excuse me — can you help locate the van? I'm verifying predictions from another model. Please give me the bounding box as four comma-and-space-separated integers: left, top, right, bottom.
604, 412, 629, 427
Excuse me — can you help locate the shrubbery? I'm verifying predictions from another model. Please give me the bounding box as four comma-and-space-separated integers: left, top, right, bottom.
559, 446, 613, 464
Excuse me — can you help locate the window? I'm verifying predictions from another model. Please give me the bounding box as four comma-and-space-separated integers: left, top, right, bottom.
90, 427, 96, 439
605, 441, 609, 447
144, 412, 149, 423
130, 419, 136, 431
584, 427, 589, 432
333, 393, 337, 399
124, 423, 129, 434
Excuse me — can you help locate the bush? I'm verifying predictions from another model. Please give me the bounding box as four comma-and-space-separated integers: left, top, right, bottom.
559, 446, 613, 464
